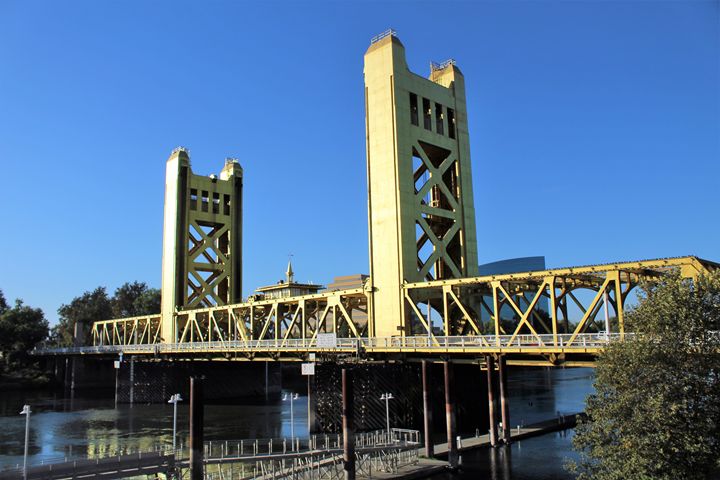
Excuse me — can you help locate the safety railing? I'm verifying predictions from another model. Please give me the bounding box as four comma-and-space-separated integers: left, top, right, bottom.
199, 429, 419, 460
0, 445, 174, 475
364, 333, 626, 349
370, 29, 397, 44
34, 333, 625, 356
0, 429, 420, 475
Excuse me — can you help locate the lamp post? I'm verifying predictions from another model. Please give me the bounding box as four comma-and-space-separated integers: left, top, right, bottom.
168, 394, 183, 450
380, 393, 394, 440
282, 392, 299, 442
19, 405, 30, 480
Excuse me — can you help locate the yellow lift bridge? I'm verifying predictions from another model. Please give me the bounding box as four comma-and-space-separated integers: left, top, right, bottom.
85, 255, 717, 366
43, 31, 718, 367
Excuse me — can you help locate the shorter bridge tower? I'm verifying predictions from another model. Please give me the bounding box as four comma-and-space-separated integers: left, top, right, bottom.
160, 148, 243, 342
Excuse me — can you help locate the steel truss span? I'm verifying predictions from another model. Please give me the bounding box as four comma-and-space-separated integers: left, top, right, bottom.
31, 256, 710, 365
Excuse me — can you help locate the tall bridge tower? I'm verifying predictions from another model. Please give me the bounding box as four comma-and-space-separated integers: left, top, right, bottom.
160, 148, 243, 342
364, 32, 479, 338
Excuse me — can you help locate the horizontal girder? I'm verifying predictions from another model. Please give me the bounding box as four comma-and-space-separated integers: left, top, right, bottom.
32, 255, 718, 363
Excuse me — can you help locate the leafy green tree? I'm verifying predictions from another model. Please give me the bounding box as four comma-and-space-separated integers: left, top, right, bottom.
0, 289, 8, 313
133, 287, 161, 315
571, 272, 720, 480
112, 281, 160, 318
0, 298, 49, 368
51, 283, 160, 346
53, 287, 113, 347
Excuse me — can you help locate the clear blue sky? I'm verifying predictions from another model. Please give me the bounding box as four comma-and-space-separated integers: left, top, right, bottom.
1, 1, 718, 324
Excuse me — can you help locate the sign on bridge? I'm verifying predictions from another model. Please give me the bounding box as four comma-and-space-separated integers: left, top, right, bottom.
316, 333, 338, 348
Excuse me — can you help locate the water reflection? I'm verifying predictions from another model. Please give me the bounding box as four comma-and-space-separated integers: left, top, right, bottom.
0, 367, 593, 479
0, 390, 308, 469
433, 432, 579, 480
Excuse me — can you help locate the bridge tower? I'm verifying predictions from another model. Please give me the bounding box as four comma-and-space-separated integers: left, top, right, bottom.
364, 32, 479, 338
160, 148, 243, 342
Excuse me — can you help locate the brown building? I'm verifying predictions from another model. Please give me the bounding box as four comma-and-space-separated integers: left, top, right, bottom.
324, 274, 369, 291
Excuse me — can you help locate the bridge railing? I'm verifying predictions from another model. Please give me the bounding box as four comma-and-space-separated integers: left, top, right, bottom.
0, 445, 175, 476
33, 332, 626, 356
196, 429, 419, 460
365, 332, 625, 349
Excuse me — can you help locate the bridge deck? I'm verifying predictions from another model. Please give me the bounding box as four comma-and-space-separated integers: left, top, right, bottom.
33, 256, 718, 363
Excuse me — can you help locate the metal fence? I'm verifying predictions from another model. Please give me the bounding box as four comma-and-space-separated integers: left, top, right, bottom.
34, 332, 626, 356
0, 429, 420, 477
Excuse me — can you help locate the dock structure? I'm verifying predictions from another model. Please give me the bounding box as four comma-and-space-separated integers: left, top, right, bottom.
0, 415, 582, 480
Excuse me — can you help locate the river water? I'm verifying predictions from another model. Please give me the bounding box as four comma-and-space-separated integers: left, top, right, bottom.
0, 367, 594, 479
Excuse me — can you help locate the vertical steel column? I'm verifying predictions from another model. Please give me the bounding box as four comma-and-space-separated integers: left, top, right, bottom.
189, 377, 204, 480
129, 356, 134, 405
422, 360, 434, 458
70, 357, 77, 392
342, 369, 355, 480
486, 355, 498, 447
444, 361, 458, 468
307, 375, 315, 434
265, 361, 269, 400
114, 364, 119, 407
498, 356, 510, 444
63, 357, 70, 390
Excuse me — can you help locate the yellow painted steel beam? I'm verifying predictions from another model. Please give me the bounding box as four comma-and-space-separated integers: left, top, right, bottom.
86, 255, 718, 363
404, 256, 718, 290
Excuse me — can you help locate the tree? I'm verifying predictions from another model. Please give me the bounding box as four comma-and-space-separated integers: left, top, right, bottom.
51, 283, 160, 347
111, 281, 160, 318
0, 289, 8, 313
133, 287, 161, 315
571, 272, 720, 480
53, 287, 113, 347
0, 298, 49, 368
